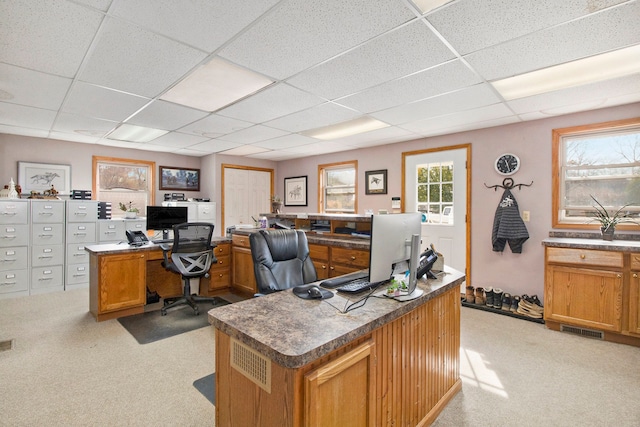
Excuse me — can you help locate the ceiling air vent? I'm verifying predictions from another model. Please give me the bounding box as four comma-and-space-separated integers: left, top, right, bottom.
560, 325, 604, 340
230, 338, 271, 393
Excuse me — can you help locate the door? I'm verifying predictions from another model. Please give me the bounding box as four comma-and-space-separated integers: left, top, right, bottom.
222, 165, 273, 232
403, 146, 469, 285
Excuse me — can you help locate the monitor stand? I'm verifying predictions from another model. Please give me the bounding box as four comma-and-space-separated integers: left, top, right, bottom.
390, 288, 424, 302
162, 229, 170, 241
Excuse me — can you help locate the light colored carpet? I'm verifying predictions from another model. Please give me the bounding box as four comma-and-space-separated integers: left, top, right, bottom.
1, 289, 639, 426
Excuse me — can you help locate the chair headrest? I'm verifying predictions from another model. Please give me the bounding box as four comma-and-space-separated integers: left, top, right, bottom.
261, 229, 300, 261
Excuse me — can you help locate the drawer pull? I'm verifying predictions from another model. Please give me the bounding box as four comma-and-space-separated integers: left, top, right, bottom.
351, 256, 356, 260
38, 234, 54, 237
38, 277, 53, 281
0, 281, 17, 286
73, 273, 87, 277
219, 273, 223, 277
1, 235, 16, 239
0, 259, 17, 262
617, 274, 622, 278
580, 254, 585, 259
330, 266, 335, 270
218, 260, 224, 265
38, 255, 54, 259
39, 212, 54, 216
322, 265, 327, 269
633, 273, 638, 278
1, 212, 17, 216
74, 232, 87, 236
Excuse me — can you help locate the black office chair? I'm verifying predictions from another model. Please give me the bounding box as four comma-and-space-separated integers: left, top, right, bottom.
249, 229, 317, 295
160, 222, 221, 316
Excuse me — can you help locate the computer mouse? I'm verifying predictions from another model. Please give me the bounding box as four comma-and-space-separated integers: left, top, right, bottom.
307, 286, 323, 299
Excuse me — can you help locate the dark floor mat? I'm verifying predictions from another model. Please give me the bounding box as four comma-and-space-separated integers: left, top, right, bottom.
117, 299, 229, 344
193, 373, 215, 405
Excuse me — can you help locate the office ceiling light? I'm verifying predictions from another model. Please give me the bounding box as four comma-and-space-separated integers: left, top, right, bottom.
492, 44, 640, 101
106, 124, 168, 143
160, 57, 274, 112
412, 0, 455, 14
302, 116, 390, 140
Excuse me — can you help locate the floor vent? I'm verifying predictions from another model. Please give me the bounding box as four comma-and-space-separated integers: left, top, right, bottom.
560, 325, 604, 340
230, 338, 271, 393
0, 339, 14, 352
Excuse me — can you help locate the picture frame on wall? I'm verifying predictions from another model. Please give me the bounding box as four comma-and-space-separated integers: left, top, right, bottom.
284, 176, 308, 206
18, 161, 71, 195
159, 166, 200, 191
365, 169, 387, 195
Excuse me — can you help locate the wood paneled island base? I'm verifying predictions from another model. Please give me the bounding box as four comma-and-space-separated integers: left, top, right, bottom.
210, 267, 464, 426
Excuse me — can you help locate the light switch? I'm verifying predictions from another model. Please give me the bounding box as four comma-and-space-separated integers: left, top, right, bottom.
522, 211, 530, 222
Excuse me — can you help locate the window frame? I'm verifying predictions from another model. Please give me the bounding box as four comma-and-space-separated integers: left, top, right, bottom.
92, 156, 156, 218
318, 160, 358, 214
552, 117, 640, 229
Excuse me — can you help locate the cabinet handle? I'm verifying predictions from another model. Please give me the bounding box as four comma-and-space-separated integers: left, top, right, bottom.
218, 260, 224, 265
0, 259, 17, 262
351, 256, 356, 260
1, 212, 17, 216
38, 255, 54, 259
1, 235, 16, 239
330, 266, 335, 270
38, 234, 54, 237
322, 265, 327, 269
634, 273, 638, 278
39, 212, 54, 216
580, 254, 585, 259
617, 274, 622, 278
1, 281, 17, 286
218, 273, 223, 278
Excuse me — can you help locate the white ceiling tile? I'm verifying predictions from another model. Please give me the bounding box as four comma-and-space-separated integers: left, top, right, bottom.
427, 0, 628, 55
287, 20, 455, 99
188, 139, 243, 153
328, 126, 420, 148
253, 134, 317, 150
0, 63, 72, 110
145, 132, 209, 148
110, 0, 279, 53
219, 144, 270, 156
79, 17, 207, 97
172, 148, 210, 157
218, 83, 325, 123
337, 60, 482, 113
0, 0, 104, 77
0, 124, 50, 139
264, 103, 362, 133
73, 0, 113, 12
465, 1, 640, 81
48, 130, 100, 144
400, 103, 515, 134
217, 125, 290, 144
127, 100, 209, 131
248, 150, 300, 161
372, 84, 501, 125
52, 112, 116, 136
62, 82, 150, 122
219, 0, 416, 79
178, 114, 253, 137
0, 102, 56, 129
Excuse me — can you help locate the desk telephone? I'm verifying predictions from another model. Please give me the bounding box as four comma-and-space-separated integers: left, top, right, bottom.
417, 248, 438, 279
126, 230, 149, 246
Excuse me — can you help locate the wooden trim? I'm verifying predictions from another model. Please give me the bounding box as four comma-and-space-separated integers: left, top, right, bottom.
92, 156, 156, 206
317, 160, 358, 214
221, 163, 275, 232
401, 143, 472, 285
552, 116, 640, 229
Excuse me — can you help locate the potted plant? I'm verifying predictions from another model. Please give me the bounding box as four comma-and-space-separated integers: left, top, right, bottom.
271, 195, 282, 213
590, 195, 639, 240
119, 201, 139, 219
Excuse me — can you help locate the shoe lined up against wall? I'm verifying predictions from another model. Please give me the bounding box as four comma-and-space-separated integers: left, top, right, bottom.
462, 285, 544, 324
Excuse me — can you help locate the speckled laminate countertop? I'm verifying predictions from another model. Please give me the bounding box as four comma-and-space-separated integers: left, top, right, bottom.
542, 237, 640, 252
232, 227, 371, 250
84, 236, 231, 255
208, 266, 465, 369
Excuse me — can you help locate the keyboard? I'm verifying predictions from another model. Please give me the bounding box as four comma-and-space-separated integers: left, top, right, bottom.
336, 278, 380, 294
320, 270, 368, 289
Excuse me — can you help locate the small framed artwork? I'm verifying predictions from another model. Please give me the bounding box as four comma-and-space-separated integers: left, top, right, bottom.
284, 176, 308, 206
365, 169, 387, 195
18, 162, 71, 194
159, 166, 200, 191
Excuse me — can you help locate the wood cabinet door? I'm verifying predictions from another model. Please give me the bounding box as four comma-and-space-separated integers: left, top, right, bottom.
99, 253, 146, 312
545, 265, 623, 331
629, 271, 640, 336
304, 341, 376, 427
232, 246, 256, 294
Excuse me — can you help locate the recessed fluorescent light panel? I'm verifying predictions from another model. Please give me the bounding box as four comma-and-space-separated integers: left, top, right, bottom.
492, 44, 640, 101
412, 0, 455, 14
106, 124, 168, 143
303, 116, 390, 140
160, 57, 274, 112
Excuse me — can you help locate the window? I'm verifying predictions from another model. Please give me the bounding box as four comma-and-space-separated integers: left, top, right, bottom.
416, 161, 454, 225
318, 161, 357, 213
553, 117, 640, 228
92, 156, 155, 218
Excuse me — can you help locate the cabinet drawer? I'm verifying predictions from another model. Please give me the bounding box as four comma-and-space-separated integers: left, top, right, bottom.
208, 268, 230, 290
99, 220, 126, 242
0, 247, 28, 271
309, 244, 329, 261
31, 201, 65, 223
0, 224, 29, 247
66, 263, 90, 285
214, 243, 231, 257
32, 244, 64, 267
331, 247, 370, 269
631, 253, 640, 270
0, 270, 29, 294
197, 203, 216, 222
546, 247, 623, 268
67, 243, 91, 263
67, 223, 97, 243
31, 265, 64, 291
124, 219, 146, 232
212, 254, 230, 270
67, 201, 98, 222
32, 223, 64, 245
0, 201, 28, 224
232, 234, 251, 248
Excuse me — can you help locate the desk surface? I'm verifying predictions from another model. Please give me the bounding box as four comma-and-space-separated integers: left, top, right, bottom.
84, 237, 231, 255
208, 266, 465, 368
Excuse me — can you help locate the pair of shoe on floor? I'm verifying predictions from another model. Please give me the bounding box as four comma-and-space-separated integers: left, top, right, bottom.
516, 294, 544, 319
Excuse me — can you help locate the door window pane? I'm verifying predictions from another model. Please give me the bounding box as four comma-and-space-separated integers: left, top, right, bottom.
416, 161, 454, 225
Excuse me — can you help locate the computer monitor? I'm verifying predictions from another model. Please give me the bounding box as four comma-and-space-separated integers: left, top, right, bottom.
369, 213, 423, 300
146, 206, 188, 240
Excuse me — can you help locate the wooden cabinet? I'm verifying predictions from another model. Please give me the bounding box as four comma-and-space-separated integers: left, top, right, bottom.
89, 252, 146, 321
309, 244, 329, 280
544, 245, 640, 346
205, 243, 231, 292
231, 234, 256, 295
329, 246, 369, 277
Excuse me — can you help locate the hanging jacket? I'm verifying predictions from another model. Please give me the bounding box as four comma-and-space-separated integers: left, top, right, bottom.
492, 189, 529, 253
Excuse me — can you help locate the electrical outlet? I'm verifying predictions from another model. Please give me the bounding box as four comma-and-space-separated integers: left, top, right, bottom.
522, 211, 530, 222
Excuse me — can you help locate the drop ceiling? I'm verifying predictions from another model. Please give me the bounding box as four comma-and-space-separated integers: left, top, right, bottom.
1, 0, 639, 160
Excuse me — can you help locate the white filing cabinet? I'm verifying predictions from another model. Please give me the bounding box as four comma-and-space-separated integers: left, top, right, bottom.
161, 202, 216, 223
0, 200, 29, 299
31, 200, 65, 294
98, 218, 146, 243
65, 200, 98, 290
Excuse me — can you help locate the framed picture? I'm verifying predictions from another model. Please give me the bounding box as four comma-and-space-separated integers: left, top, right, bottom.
365, 169, 387, 195
18, 162, 71, 195
159, 166, 200, 191
284, 176, 308, 206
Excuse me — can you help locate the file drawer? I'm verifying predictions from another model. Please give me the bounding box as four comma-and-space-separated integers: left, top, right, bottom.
0, 224, 29, 247
30, 265, 63, 292
67, 201, 98, 222
32, 244, 64, 267
546, 247, 623, 268
67, 223, 97, 244
0, 247, 28, 271
31, 201, 65, 223
32, 223, 64, 245
0, 270, 29, 294
0, 201, 28, 224
67, 243, 91, 264
99, 220, 125, 242
66, 263, 90, 286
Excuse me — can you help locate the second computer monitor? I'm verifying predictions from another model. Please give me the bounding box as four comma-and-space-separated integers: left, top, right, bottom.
146, 205, 188, 240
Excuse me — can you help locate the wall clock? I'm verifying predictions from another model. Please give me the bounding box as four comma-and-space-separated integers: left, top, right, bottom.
495, 153, 520, 175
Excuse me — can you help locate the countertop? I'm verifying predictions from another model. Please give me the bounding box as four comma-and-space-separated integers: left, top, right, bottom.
231, 227, 371, 250
84, 236, 231, 255
542, 237, 640, 252
208, 266, 465, 369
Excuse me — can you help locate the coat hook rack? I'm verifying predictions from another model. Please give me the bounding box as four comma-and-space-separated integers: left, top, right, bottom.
484, 177, 533, 191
